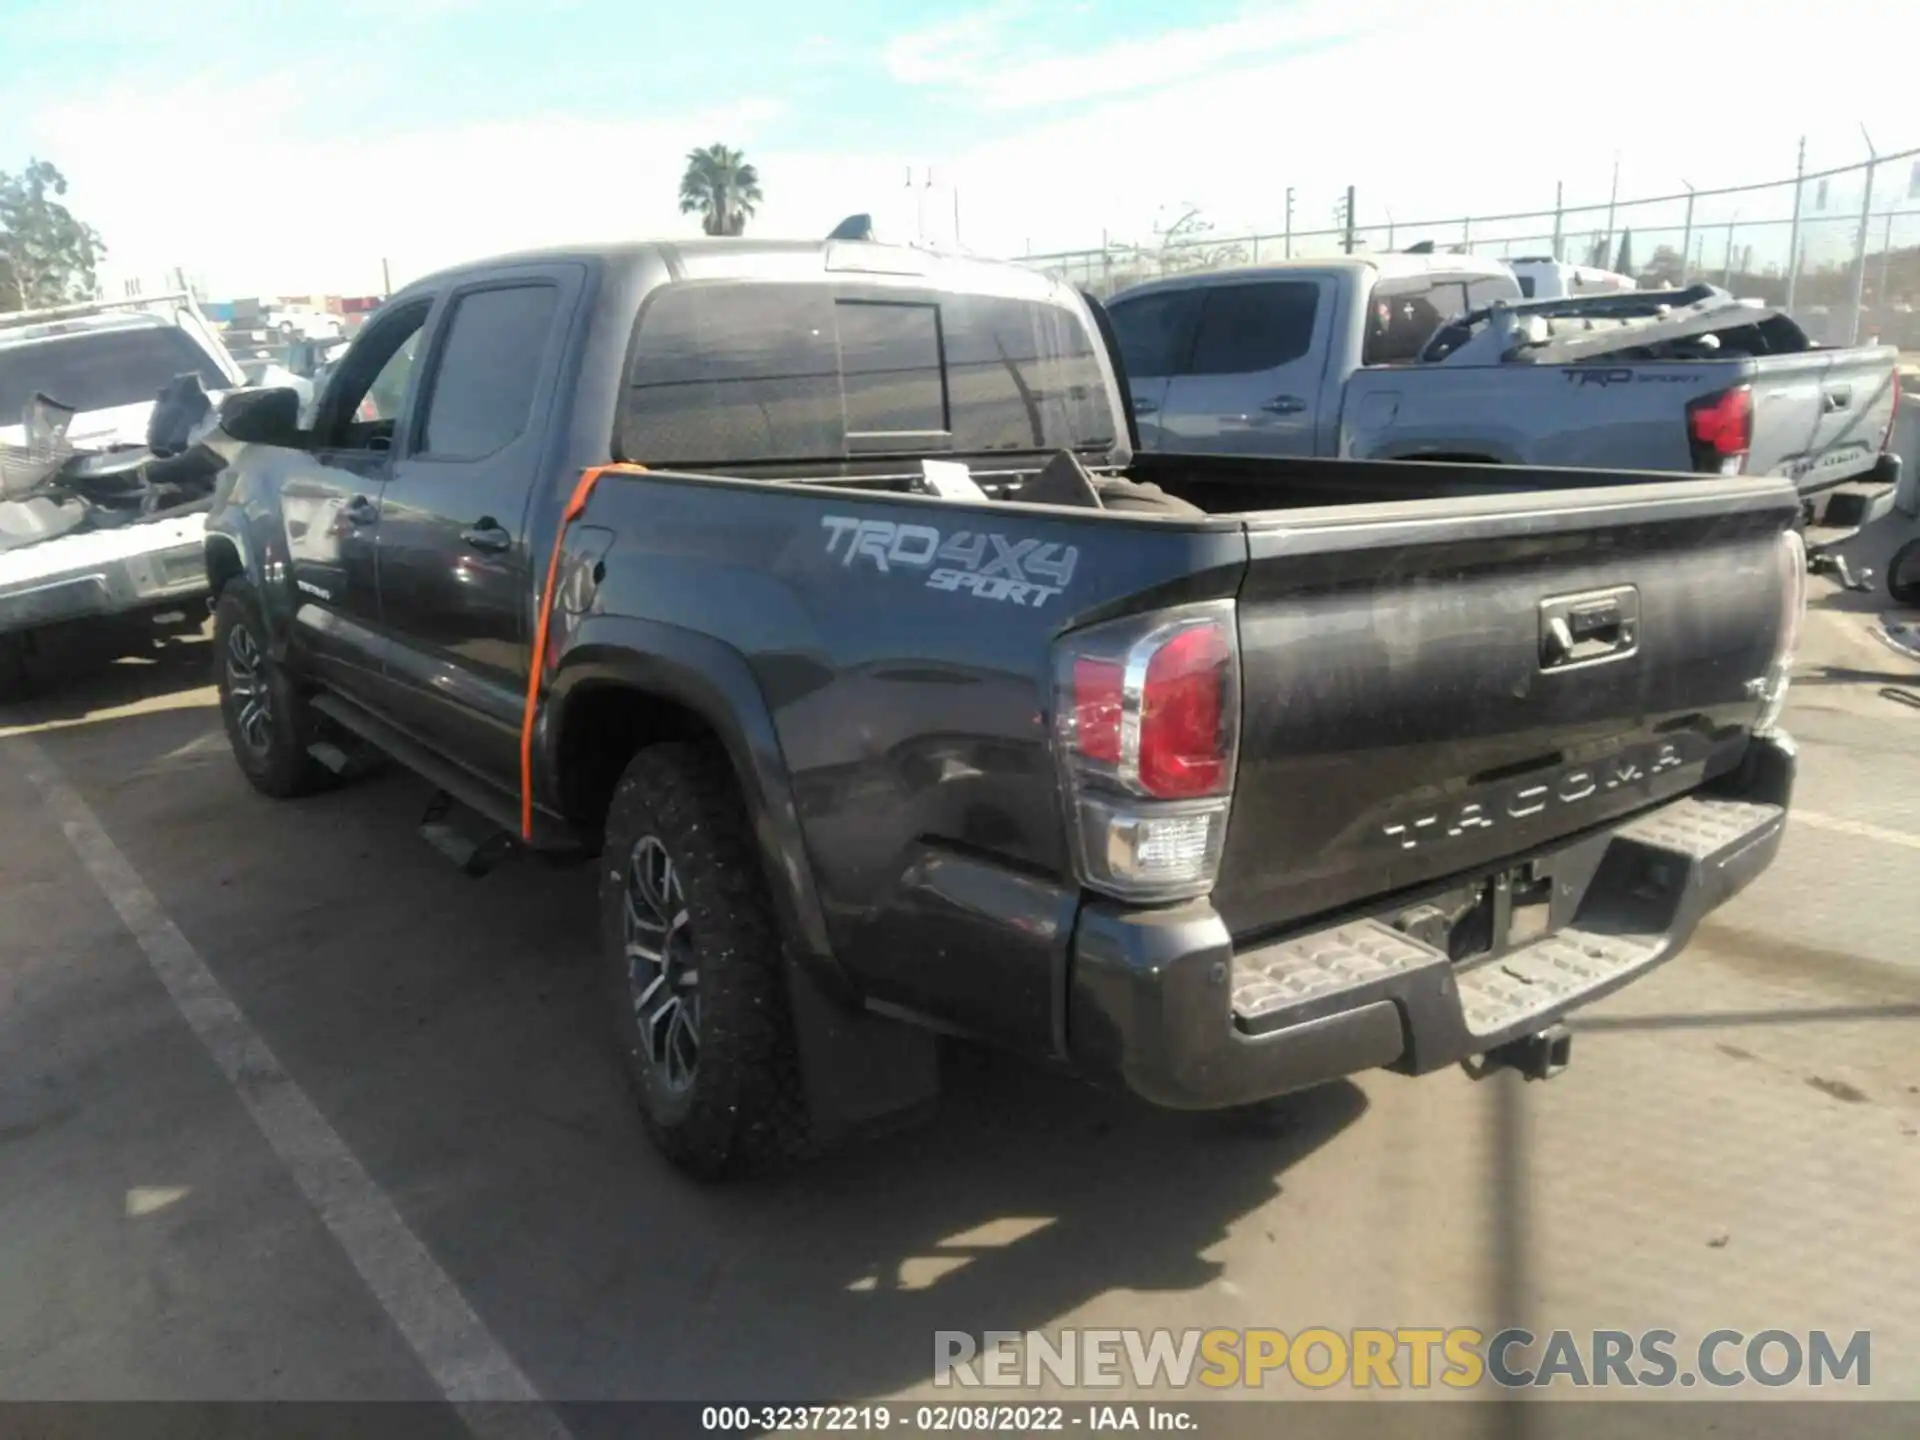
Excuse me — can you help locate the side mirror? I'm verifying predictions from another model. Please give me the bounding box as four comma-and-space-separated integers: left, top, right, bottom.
218, 386, 305, 447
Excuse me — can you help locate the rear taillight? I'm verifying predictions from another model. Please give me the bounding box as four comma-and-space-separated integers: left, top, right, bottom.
1884, 376, 1901, 452
1054, 601, 1239, 902
1686, 384, 1753, 474
1756, 528, 1807, 736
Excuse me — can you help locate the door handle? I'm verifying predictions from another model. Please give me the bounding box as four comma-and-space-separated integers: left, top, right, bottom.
343, 495, 378, 525
1260, 394, 1307, 415
461, 518, 513, 553
1823, 386, 1852, 412
1131, 396, 1158, 415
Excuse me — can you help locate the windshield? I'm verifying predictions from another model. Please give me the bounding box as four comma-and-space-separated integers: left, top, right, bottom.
0, 326, 229, 423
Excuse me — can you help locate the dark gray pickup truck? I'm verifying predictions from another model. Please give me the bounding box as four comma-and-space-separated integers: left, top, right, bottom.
202, 237, 1804, 1177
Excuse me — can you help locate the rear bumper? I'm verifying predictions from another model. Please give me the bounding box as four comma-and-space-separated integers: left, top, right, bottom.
1801, 452, 1900, 553
1066, 734, 1795, 1109
0, 541, 208, 633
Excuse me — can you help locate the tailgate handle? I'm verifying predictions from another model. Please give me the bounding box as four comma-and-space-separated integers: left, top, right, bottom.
1824, 386, 1852, 412
1540, 587, 1639, 670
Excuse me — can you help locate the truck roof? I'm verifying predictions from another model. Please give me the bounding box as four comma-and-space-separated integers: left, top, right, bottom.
1111, 250, 1516, 301
0, 309, 175, 349
393, 238, 1069, 304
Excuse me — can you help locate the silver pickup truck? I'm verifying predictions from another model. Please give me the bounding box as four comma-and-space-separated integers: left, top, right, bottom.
1109, 256, 1903, 578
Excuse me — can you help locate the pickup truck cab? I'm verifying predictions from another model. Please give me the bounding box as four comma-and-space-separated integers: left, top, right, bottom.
1107, 257, 1903, 548
203, 238, 1804, 1178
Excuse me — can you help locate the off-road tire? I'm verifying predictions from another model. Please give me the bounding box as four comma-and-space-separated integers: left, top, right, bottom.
599, 742, 811, 1179
0, 631, 34, 703
1889, 536, 1920, 607
213, 581, 334, 798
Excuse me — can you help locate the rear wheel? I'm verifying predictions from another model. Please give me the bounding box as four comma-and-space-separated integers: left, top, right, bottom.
1890, 537, 1920, 606
599, 742, 811, 1178
213, 582, 333, 798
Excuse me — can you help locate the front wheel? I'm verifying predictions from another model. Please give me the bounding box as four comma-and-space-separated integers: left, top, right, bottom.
599, 743, 812, 1179
213, 582, 334, 798
0, 630, 34, 703
1890, 536, 1920, 606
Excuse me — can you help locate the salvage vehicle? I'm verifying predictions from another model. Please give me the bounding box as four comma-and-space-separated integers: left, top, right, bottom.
1, 294, 244, 697
1505, 256, 1638, 300
202, 237, 1804, 1178
1109, 260, 1902, 587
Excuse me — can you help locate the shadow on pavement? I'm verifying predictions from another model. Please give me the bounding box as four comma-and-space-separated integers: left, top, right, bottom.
8, 697, 1376, 1407
0, 624, 215, 733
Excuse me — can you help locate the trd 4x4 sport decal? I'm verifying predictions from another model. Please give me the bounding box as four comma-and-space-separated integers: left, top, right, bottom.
820, 516, 1079, 609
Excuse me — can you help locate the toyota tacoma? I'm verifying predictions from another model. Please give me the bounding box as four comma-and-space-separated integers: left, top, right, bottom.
200, 237, 1804, 1177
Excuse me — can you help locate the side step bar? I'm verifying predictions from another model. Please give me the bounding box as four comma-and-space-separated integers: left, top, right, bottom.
308, 692, 582, 860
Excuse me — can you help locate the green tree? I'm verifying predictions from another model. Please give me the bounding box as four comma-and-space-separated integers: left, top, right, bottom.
1613, 228, 1635, 278
677, 144, 763, 237
0, 158, 106, 312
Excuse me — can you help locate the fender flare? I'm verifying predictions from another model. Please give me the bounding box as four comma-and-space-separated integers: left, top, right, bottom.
538, 614, 845, 995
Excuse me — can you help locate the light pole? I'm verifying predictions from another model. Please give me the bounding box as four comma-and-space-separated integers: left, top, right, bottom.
1846, 126, 1879, 346
1785, 136, 1806, 313
1679, 180, 1695, 286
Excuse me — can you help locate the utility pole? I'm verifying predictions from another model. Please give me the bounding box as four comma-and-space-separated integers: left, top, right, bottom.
1603, 152, 1620, 257
1846, 126, 1879, 346
1878, 210, 1895, 321
1342, 185, 1357, 255
1551, 180, 1564, 261
381, 257, 392, 297
1723, 213, 1739, 287
1284, 186, 1295, 258
1785, 135, 1806, 313
1679, 182, 1695, 286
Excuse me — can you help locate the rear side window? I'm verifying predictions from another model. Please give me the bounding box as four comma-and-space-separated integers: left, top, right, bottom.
1364, 277, 1468, 365
1516, 275, 1537, 298
418, 284, 559, 457
1107, 290, 1198, 379
1186, 281, 1319, 375
1466, 274, 1521, 310
618, 282, 1113, 465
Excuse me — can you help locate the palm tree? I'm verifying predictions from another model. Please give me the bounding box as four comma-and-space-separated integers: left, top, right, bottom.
678, 144, 763, 237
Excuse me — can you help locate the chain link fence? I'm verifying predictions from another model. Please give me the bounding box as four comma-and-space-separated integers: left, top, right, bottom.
1020, 146, 1920, 353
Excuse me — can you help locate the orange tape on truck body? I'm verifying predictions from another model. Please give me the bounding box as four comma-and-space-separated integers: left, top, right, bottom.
520, 464, 646, 840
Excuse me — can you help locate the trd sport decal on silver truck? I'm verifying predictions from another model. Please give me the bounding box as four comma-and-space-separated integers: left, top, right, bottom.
820, 516, 1079, 608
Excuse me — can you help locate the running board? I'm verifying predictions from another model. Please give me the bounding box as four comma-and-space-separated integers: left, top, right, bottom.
307, 691, 581, 857
419, 790, 518, 877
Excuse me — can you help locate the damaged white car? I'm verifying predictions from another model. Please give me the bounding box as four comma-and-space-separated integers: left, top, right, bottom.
0, 294, 244, 698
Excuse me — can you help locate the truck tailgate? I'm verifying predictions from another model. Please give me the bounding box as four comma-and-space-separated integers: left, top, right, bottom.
1750, 347, 1899, 490
1214, 475, 1799, 939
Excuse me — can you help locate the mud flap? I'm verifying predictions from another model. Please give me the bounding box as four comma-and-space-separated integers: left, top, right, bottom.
782, 952, 941, 1147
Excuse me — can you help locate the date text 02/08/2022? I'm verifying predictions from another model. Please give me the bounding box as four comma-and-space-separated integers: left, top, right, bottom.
699, 1403, 1196, 1432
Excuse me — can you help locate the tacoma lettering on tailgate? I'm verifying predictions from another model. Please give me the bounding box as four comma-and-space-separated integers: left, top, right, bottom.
820, 515, 1078, 608
1379, 737, 1696, 854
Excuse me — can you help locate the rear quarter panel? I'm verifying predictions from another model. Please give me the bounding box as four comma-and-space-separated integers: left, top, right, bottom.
1342, 363, 1737, 471
550, 471, 1247, 1047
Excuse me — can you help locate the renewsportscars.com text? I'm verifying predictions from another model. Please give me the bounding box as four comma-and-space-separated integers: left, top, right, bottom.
934, 1327, 1872, 1391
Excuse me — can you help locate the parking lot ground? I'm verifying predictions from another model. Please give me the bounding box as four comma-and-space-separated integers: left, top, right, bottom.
2, 527, 1918, 1416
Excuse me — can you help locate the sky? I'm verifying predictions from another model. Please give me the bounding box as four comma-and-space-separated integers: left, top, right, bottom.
5, 0, 1917, 299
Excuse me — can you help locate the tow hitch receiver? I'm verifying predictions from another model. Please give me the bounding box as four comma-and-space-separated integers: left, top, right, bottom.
1482, 1024, 1573, 1081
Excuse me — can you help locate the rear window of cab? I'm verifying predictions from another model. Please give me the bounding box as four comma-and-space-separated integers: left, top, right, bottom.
616, 281, 1116, 467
